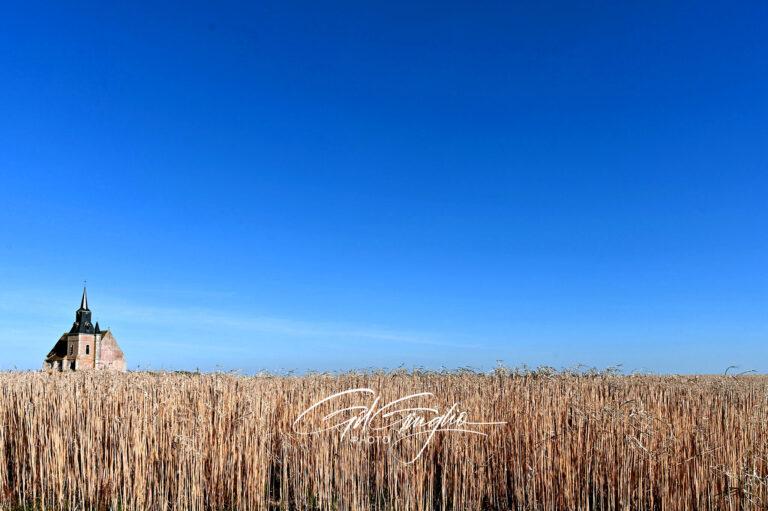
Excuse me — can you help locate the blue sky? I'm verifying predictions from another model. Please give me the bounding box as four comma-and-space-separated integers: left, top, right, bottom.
1, 1, 766, 373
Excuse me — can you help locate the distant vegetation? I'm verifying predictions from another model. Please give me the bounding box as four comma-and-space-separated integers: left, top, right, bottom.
0, 369, 766, 510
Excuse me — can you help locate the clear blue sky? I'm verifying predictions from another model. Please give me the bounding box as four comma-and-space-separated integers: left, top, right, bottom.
1, 1, 766, 373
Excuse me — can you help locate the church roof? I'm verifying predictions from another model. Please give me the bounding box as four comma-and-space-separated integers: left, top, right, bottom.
46, 334, 68, 359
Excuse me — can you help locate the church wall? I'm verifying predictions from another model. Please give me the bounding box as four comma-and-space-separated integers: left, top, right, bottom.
68, 334, 96, 369
99, 332, 127, 372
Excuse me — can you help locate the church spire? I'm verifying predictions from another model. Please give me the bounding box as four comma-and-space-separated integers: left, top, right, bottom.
70, 287, 94, 334
80, 286, 89, 311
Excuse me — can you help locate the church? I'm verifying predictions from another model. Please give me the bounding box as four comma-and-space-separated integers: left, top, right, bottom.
43, 288, 127, 372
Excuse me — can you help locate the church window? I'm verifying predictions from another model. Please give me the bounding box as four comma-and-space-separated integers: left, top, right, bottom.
86, 345, 90, 354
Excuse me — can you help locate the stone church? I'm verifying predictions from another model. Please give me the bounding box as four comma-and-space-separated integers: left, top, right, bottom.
43, 288, 127, 372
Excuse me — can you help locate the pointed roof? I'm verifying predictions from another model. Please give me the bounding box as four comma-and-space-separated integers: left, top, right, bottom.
79, 287, 89, 311
69, 287, 95, 334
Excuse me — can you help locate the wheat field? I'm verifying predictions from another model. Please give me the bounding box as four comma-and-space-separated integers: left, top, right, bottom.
0, 369, 766, 510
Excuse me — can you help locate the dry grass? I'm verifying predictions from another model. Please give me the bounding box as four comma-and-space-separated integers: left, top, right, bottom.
0, 369, 767, 510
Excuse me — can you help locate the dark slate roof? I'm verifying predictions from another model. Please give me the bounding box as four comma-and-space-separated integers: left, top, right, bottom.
46, 335, 68, 360
79, 287, 89, 311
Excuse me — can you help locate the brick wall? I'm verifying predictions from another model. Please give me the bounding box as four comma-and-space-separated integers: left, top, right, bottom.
98, 331, 127, 372
69, 334, 96, 369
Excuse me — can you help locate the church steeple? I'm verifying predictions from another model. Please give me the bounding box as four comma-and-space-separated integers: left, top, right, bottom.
79, 287, 89, 311
70, 287, 95, 334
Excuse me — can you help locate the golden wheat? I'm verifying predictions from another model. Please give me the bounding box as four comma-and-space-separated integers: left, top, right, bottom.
0, 370, 766, 510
